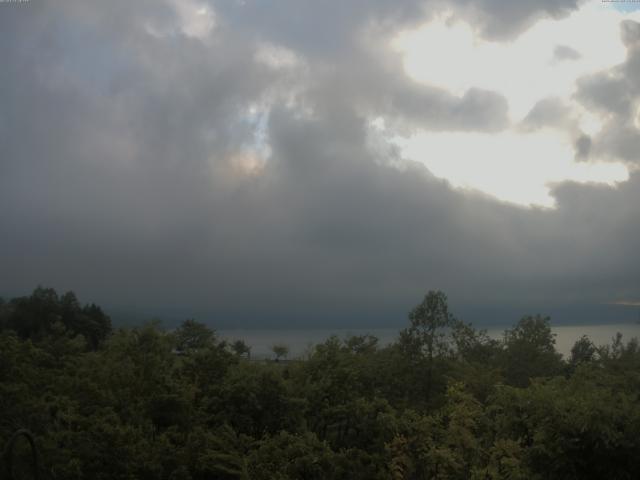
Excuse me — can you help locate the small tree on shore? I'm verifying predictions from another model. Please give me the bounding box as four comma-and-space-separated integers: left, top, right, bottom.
231, 339, 252, 359
272, 343, 289, 361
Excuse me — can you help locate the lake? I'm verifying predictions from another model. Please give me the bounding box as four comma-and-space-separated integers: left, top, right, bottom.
219, 324, 640, 359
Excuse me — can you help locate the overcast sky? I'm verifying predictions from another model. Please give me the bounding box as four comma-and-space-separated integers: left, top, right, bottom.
1, 0, 639, 326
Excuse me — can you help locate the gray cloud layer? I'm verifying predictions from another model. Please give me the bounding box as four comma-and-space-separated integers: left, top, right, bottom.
1, 0, 638, 326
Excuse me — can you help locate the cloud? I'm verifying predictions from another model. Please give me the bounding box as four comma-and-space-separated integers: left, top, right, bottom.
609, 300, 640, 306
451, 0, 583, 40
393, 4, 630, 120
389, 128, 628, 207
554, 44, 582, 61
386, 4, 640, 206
0, 0, 639, 326
573, 18, 640, 167
520, 97, 574, 130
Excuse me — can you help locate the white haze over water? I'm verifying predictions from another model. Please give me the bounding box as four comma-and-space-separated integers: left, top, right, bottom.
220, 324, 640, 360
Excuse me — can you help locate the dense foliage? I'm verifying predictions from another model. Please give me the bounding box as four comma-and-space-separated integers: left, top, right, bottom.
2, 288, 640, 479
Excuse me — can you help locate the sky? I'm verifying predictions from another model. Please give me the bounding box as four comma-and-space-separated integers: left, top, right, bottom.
1, 0, 639, 327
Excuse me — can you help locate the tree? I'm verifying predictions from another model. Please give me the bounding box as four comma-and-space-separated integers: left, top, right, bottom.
174, 319, 215, 354
6, 286, 60, 340
272, 344, 289, 361
400, 290, 456, 401
231, 339, 252, 359
451, 320, 500, 364
247, 432, 337, 480
569, 335, 597, 367
489, 374, 640, 479
404, 290, 455, 361
80, 303, 112, 349
502, 315, 563, 387
210, 363, 304, 436
1, 287, 111, 349
0, 297, 6, 331
345, 335, 378, 355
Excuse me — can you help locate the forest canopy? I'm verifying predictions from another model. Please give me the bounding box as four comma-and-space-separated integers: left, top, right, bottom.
2, 288, 640, 479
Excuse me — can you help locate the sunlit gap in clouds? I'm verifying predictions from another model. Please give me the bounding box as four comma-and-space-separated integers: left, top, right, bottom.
606, 1, 640, 14
382, 1, 636, 208
388, 127, 629, 208
392, 2, 632, 121
222, 42, 310, 179
226, 105, 272, 177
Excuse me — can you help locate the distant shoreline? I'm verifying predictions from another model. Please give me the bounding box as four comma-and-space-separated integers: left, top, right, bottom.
218, 323, 640, 360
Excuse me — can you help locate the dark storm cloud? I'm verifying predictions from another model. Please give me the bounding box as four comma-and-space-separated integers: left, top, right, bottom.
0, 0, 638, 326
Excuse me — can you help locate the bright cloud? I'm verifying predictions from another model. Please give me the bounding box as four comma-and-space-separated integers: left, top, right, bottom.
385, 1, 637, 208
255, 43, 301, 70
393, 2, 635, 121
146, 0, 216, 40
392, 129, 629, 208
172, 0, 216, 39
229, 149, 267, 176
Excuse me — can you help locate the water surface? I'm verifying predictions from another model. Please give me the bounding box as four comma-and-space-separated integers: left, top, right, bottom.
219, 324, 640, 359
